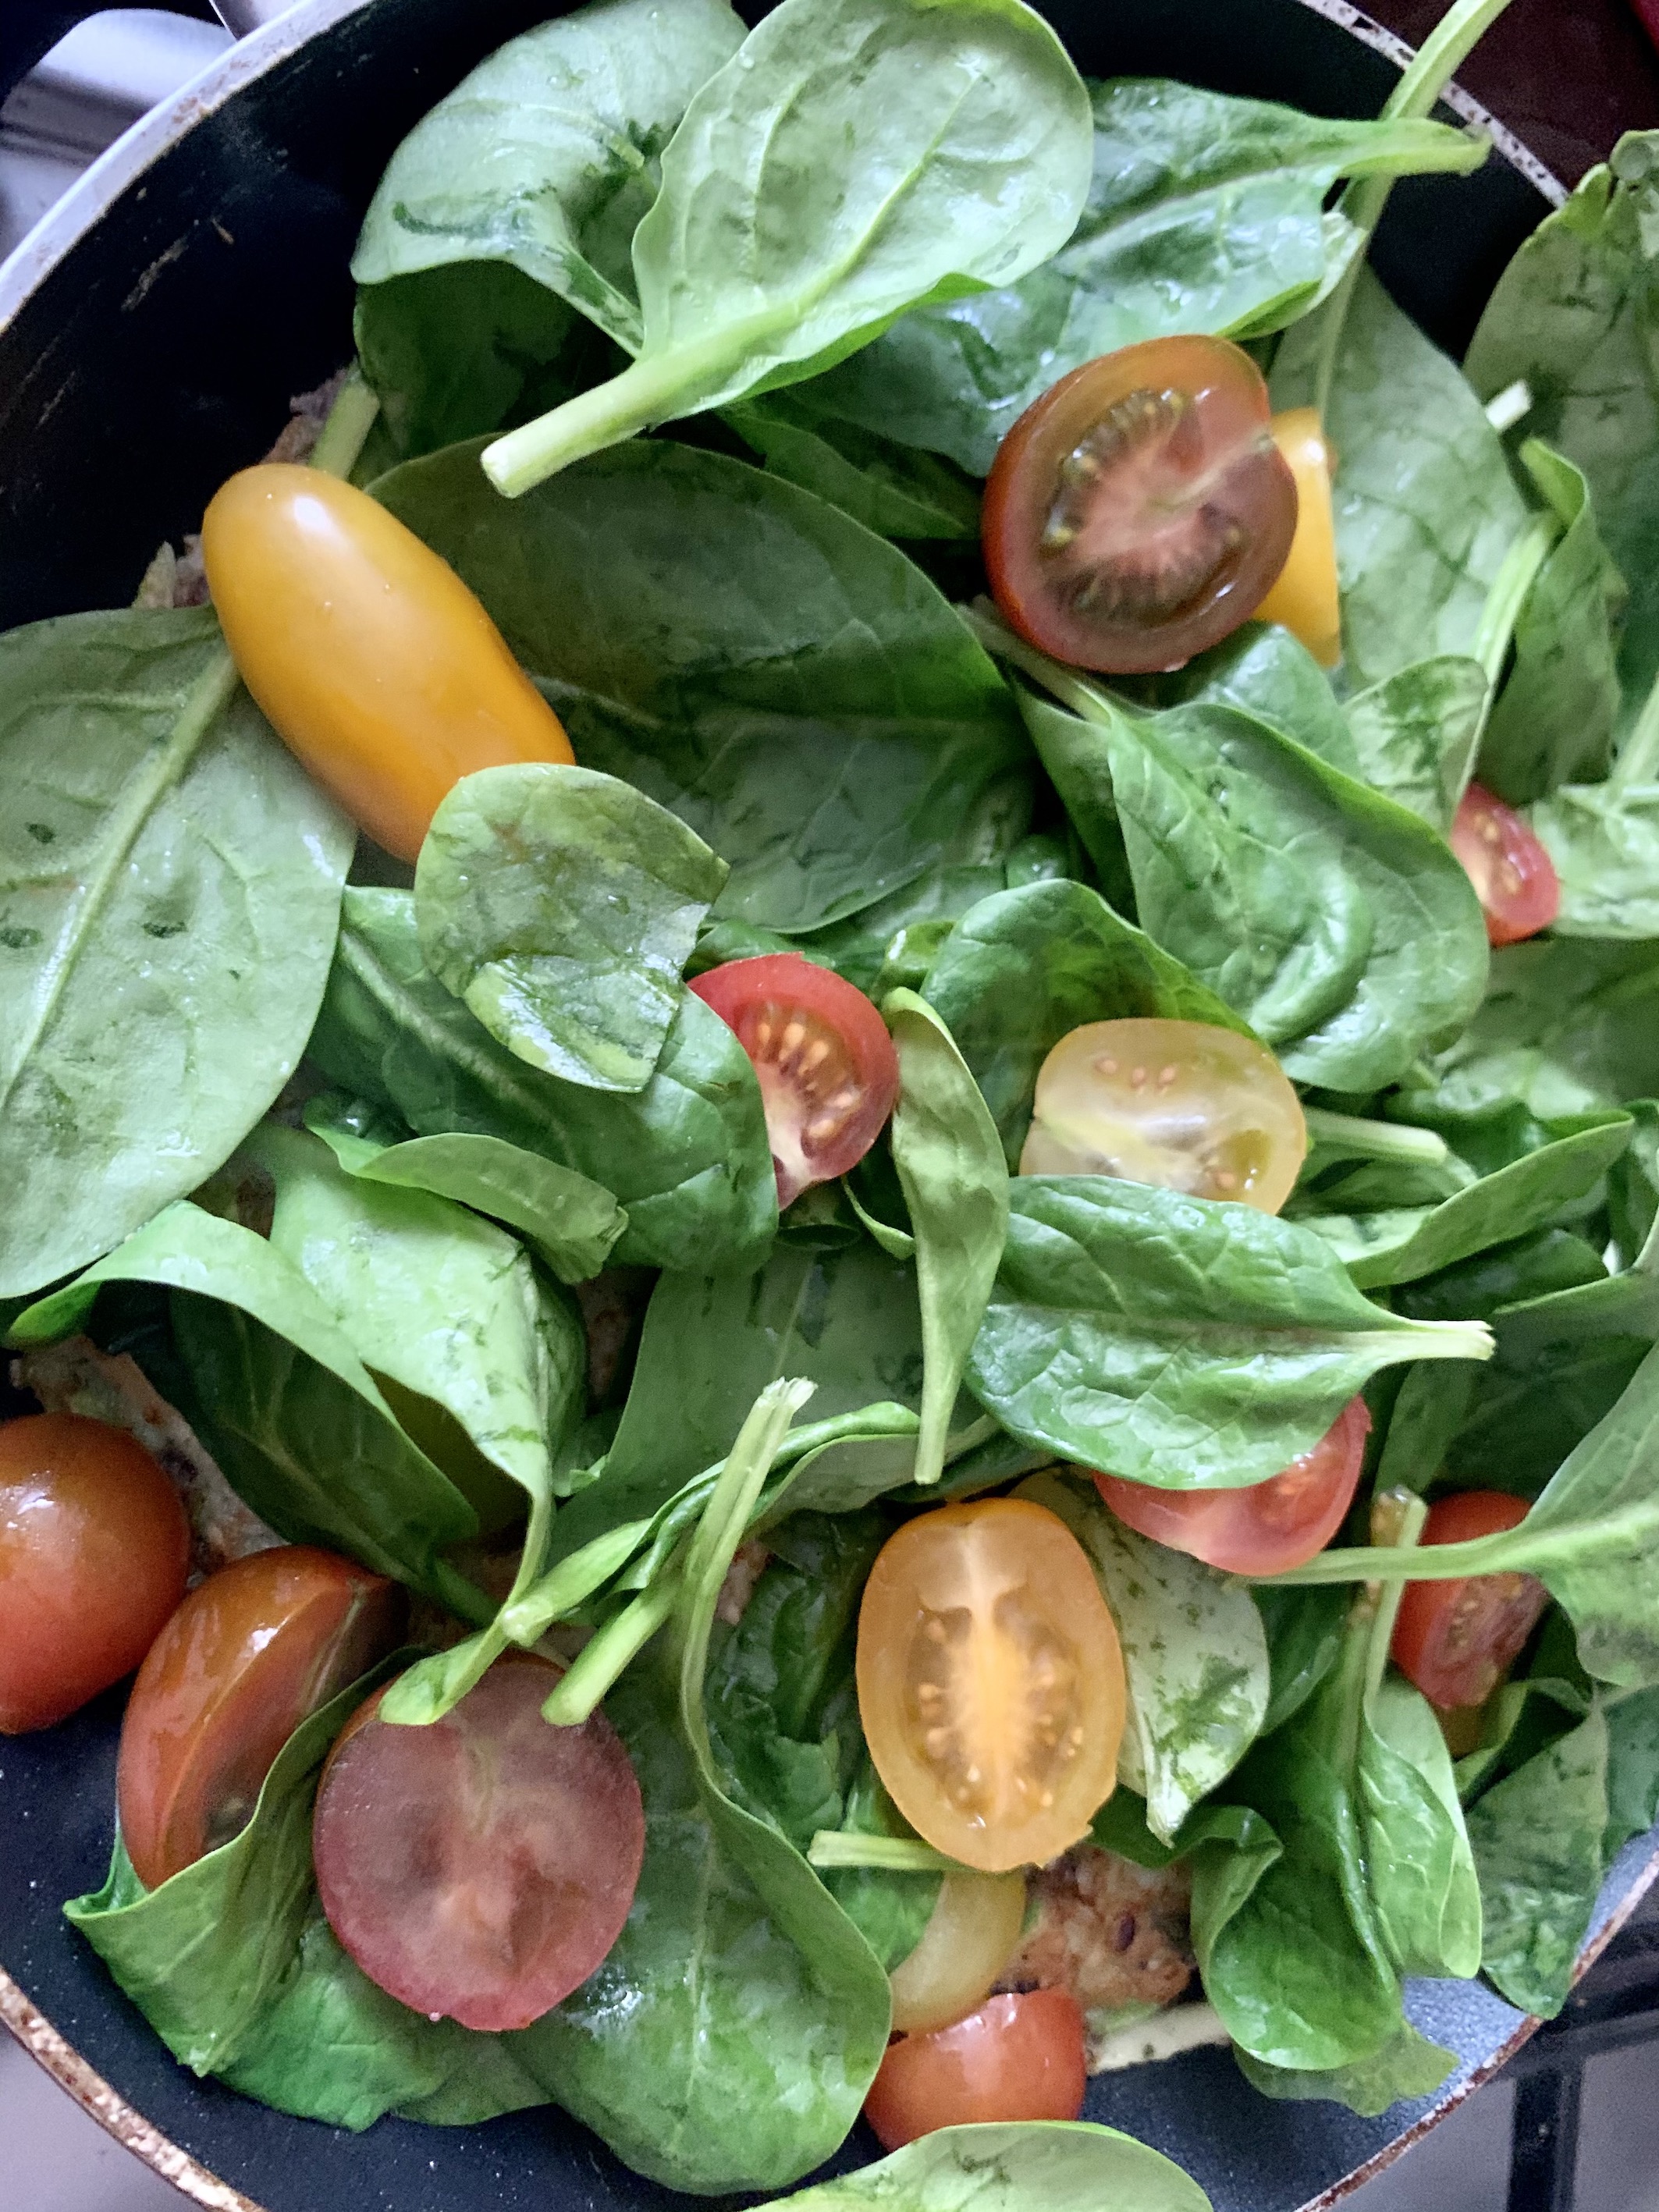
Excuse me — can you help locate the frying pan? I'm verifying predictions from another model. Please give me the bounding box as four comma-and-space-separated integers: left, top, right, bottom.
2, 2, 1657, 2206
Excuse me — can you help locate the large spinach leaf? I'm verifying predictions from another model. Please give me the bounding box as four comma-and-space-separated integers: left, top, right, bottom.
0, 607, 351, 1300
351, 0, 744, 456
1345, 657, 1488, 832
373, 438, 1030, 932
1359, 1675, 1483, 1980
966, 1177, 1491, 1493
414, 764, 726, 1091
1153, 620, 1360, 774
921, 877, 1247, 1163
307, 886, 776, 1273
807, 80, 1486, 476
1530, 773, 1659, 940
724, 389, 982, 541
480, 0, 1093, 493
776, 2123, 1213, 2210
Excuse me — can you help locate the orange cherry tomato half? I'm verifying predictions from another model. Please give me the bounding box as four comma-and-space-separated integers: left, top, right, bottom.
1093, 1395, 1372, 1578
0, 1414, 189, 1734
863, 1988, 1088, 2152
117, 1545, 407, 1890
313, 1653, 644, 2031
688, 953, 900, 1209
856, 1499, 1124, 1874
201, 464, 573, 862
1252, 408, 1341, 669
983, 336, 1298, 675
1449, 782, 1561, 946
1391, 1489, 1547, 1712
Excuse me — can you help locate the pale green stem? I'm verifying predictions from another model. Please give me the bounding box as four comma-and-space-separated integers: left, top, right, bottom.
807, 1834, 964, 1873
541, 1574, 683, 1725
1302, 1107, 1451, 1167
429, 1556, 500, 1631
483, 343, 727, 498
310, 367, 382, 481
499, 1515, 654, 1646
1472, 514, 1558, 688
962, 598, 1114, 721
1258, 1497, 1658, 1586
1363, 1489, 1428, 1699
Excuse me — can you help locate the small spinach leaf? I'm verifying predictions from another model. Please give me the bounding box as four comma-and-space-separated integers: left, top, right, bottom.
1345, 657, 1488, 832
724, 391, 981, 541
776, 2121, 1214, 2211
1234, 2022, 1459, 2119
1359, 1676, 1483, 1979
1416, 936, 1659, 1120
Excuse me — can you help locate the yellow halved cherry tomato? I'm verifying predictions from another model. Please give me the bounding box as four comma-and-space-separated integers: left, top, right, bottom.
1018, 1017, 1306, 1213
889, 1869, 1029, 2034
201, 465, 573, 861
856, 1499, 1124, 1875
1252, 408, 1341, 668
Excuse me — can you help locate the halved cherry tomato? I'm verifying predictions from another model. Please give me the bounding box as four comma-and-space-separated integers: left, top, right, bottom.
1018, 1017, 1306, 1213
118, 1546, 407, 1890
689, 953, 900, 1208
983, 336, 1298, 675
313, 1652, 643, 2031
856, 1499, 1124, 1874
1252, 409, 1341, 668
889, 1869, 1029, 2036
863, 1988, 1087, 2151
1093, 1395, 1371, 1577
0, 1414, 189, 1734
201, 465, 573, 861
1449, 783, 1560, 946
1391, 1489, 1547, 1711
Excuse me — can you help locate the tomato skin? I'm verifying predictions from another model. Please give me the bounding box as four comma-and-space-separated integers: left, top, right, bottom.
863, 1989, 1087, 2151
983, 336, 1298, 675
857, 1499, 1124, 1874
688, 953, 900, 1207
117, 1546, 407, 1890
1391, 1489, 1547, 1711
201, 465, 573, 862
313, 1653, 644, 2031
1093, 1395, 1371, 1577
1449, 783, 1560, 946
1252, 409, 1341, 668
0, 1414, 190, 1734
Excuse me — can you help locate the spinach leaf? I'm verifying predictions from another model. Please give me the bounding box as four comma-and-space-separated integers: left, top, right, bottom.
1234, 2022, 1460, 2120
1275, 269, 1530, 688
307, 886, 776, 1273
816, 1756, 941, 1971
808, 80, 1486, 477
414, 764, 726, 1091
1531, 779, 1659, 940
10, 1202, 485, 1616
1304, 1112, 1632, 1289
1480, 442, 1624, 805
885, 992, 1009, 1488
1465, 1703, 1610, 2016
1359, 1676, 1483, 1979
351, 0, 744, 456
775, 2121, 1213, 2211
1153, 620, 1360, 775
966, 1177, 1492, 1493
480, 0, 1093, 493
1345, 657, 1488, 832
724, 390, 981, 541
0, 607, 351, 1300
1027, 1472, 1269, 1843
374, 438, 1030, 932
304, 1092, 626, 1284
921, 878, 1248, 1163
1604, 1685, 1659, 1855
1253, 1584, 1350, 1736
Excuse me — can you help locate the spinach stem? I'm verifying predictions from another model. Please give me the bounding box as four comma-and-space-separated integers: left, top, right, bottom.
541, 1572, 684, 1724
428, 1555, 500, 1630
806, 1833, 963, 1873
1472, 513, 1558, 688
961, 598, 1112, 721
310, 367, 382, 481
1258, 1495, 1659, 1585
1302, 1107, 1451, 1167
499, 1514, 654, 1646
1484, 378, 1533, 435
1363, 1489, 1428, 1700
483, 343, 730, 496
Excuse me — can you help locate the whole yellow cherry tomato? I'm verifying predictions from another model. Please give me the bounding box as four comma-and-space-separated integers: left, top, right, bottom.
1018, 1017, 1307, 1214
201, 465, 573, 861
1252, 408, 1341, 669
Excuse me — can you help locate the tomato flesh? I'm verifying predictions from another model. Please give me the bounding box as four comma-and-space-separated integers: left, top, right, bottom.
1093, 1395, 1371, 1577
689, 953, 899, 1208
856, 1499, 1124, 1874
0, 1414, 190, 1734
863, 1987, 1087, 2151
1018, 1017, 1306, 1213
1391, 1489, 1547, 1711
118, 1545, 407, 1890
1449, 783, 1560, 946
983, 336, 1298, 675
1252, 409, 1341, 668
201, 465, 573, 861
313, 1653, 644, 2031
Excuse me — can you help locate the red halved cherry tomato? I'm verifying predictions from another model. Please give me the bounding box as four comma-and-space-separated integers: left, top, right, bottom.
201, 465, 573, 861
689, 953, 900, 1208
0, 1414, 189, 1734
118, 1545, 407, 1890
1391, 1489, 1547, 1711
863, 1988, 1087, 2151
856, 1499, 1124, 1874
1449, 783, 1560, 946
313, 1652, 644, 2031
983, 336, 1298, 675
1092, 1395, 1372, 1578
1252, 408, 1341, 668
